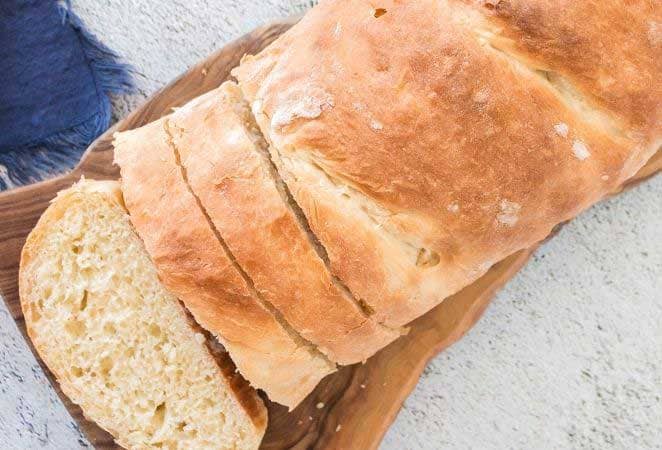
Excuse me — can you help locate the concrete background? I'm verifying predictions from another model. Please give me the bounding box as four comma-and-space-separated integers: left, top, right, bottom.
1, 1, 660, 448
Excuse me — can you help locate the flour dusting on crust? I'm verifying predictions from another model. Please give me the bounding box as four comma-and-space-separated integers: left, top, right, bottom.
270, 87, 335, 129
333, 22, 342, 39
370, 119, 383, 131
648, 21, 661, 45
553, 122, 569, 138
496, 199, 521, 227
473, 87, 490, 104
572, 139, 591, 160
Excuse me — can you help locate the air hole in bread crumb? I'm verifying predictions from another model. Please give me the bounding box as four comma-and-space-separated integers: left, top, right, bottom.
373, 8, 387, 18
64, 319, 86, 337
79, 290, 88, 311
30, 308, 41, 322
99, 356, 114, 376
71, 366, 84, 377
104, 322, 116, 334
152, 402, 167, 429
416, 248, 440, 268
149, 323, 162, 338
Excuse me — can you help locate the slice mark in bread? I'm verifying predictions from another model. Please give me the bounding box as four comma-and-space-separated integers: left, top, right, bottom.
166, 84, 402, 364
236, 90, 404, 335
162, 119, 334, 367
19, 180, 266, 450
250, 116, 449, 326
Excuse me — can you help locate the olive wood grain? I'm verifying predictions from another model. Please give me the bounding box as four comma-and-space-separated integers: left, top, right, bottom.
0, 17, 659, 450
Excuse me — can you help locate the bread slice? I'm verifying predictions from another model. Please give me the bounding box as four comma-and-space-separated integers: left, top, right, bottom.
167, 82, 403, 365
113, 118, 335, 408
19, 179, 267, 450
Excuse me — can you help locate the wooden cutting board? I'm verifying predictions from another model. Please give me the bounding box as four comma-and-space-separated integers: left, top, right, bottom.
0, 17, 660, 450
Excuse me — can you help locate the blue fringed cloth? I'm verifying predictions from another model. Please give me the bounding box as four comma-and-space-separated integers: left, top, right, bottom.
0, 0, 133, 190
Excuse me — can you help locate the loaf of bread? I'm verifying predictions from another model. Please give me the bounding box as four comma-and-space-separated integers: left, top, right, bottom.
19, 180, 266, 449
109, 0, 658, 409
233, 0, 660, 327
168, 82, 403, 365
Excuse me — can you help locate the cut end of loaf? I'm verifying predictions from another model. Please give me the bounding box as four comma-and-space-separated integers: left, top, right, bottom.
19, 179, 266, 450
114, 113, 336, 408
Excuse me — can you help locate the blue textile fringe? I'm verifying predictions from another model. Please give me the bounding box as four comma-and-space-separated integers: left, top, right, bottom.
0, 1, 133, 191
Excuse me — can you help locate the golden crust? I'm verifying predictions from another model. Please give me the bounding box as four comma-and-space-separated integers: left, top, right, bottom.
19, 179, 268, 444
463, 0, 661, 141
168, 82, 401, 364
234, 0, 660, 327
113, 121, 334, 408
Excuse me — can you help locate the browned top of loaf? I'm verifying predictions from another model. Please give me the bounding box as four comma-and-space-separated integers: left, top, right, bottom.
234, 0, 660, 326
469, 0, 661, 140
113, 119, 334, 408
168, 82, 401, 365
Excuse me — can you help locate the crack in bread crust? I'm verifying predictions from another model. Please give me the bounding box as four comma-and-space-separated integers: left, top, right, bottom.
167, 84, 403, 363
247, 106, 404, 325
251, 117, 445, 327
164, 118, 333, 366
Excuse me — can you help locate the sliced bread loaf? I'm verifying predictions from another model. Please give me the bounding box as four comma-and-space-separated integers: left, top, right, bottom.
167, 82, 403, 364
232, 0, 653, 328
19, 179, 267, 450
113, 118, 335, 408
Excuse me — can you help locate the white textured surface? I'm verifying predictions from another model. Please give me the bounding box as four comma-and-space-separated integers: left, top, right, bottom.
0, 1, 660, 448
